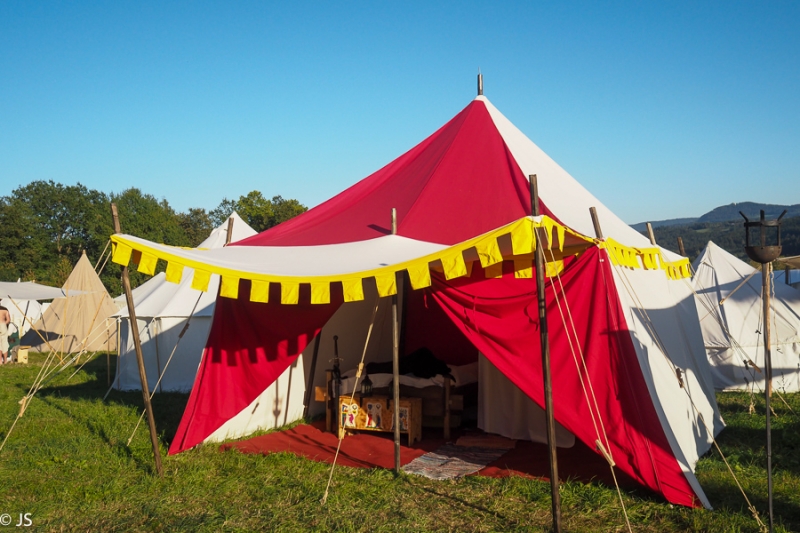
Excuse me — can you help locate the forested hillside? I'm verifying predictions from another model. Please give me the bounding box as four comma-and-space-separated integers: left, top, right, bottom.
646, 216, 800, 264
0, 181, 306, 295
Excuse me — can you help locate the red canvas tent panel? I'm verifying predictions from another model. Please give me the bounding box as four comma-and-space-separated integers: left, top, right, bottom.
234, 99, 558, 247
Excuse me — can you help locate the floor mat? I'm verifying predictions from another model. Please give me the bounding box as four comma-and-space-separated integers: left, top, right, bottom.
223, 422, 641, 492
401, 444, 508, 480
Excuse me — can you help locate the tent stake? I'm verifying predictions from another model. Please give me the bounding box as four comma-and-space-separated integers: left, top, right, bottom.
391, 207, 401, 473
111, 203, 164, 477
530, 175, 562, 533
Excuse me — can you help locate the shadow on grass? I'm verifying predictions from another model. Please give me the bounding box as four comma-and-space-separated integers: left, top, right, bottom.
405, 477, 512, 522
35, 353, 190, 452
703, 478, 800, 532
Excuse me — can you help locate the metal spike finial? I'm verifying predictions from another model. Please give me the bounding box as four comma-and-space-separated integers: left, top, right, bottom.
477, 70, 483, 96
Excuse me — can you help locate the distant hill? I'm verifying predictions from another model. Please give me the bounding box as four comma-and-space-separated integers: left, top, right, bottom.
639, 216, 800, 265
697, 202, 800, 223
631, 202, 800, 232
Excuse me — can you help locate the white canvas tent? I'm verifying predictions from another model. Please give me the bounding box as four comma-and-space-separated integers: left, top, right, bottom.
22, 252, 117, 353
114, 213, 257, 392
692, 241, 800, 392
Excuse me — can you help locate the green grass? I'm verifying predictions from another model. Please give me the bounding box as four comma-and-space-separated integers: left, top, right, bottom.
1, 354, 799, 532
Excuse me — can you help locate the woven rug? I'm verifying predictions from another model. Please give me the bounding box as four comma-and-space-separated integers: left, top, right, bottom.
401, 444, 509, 480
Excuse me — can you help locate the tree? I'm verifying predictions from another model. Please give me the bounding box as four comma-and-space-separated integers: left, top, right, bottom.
210, 191, 307, 232
0, 181, 110, 286
177, 208, 214, 247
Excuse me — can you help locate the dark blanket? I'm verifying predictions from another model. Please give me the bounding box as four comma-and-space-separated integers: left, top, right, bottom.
366, 347, 451, 379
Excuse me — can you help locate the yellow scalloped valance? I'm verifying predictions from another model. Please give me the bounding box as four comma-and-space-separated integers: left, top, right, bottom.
110, 216, 691, 305
600, 238, 691, 279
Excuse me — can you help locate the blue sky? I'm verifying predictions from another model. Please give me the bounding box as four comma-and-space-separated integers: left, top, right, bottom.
1, 1, 798, 224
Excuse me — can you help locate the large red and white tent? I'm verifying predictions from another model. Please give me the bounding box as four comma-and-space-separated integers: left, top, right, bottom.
111, 94, 722, 508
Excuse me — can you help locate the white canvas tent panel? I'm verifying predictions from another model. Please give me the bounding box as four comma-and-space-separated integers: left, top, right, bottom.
483, 96, 720, 507
693, 241, 800, 392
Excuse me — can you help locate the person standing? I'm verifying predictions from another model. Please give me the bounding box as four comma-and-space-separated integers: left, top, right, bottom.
0, 305, 10, 364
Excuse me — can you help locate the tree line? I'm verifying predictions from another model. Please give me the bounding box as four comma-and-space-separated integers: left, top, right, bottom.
648, 216, 800, 266
0, 181, 306, 295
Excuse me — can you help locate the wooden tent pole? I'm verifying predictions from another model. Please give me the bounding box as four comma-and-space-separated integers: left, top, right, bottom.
225, 216, 235, 246
111, 203, 164, 477
530, 175, 562, 532
302, 334, 322, 418
646, 222, 657, 245
762, 261, 774, 531
391, 208, 401, 473
677, 237, 686, 257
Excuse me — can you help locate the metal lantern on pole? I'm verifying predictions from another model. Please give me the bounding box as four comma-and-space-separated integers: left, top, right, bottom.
361, 373, 373, 397
741, 208, 786, 533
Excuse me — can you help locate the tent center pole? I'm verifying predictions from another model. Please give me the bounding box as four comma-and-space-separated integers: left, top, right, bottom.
391, 207, 401, 473
530, 175, 562, 532
111, 203, 164, 477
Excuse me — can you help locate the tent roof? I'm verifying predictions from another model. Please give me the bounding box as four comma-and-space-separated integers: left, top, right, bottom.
109, 97, 691, 304
236, 96, 657, 252
0, 281, 68, 300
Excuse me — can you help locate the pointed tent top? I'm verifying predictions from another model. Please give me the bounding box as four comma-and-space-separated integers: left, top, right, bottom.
236, 94, 656, 252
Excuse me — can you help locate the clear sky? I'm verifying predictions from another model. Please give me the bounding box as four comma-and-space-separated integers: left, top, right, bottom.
1, 1, 798, 224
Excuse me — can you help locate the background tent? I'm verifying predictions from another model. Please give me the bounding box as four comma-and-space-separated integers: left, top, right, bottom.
22, 251, 117, 353
114, 213, 257, 392
693, 241, 800, 392
0, 281, 63, 336
111, 94, 722, 508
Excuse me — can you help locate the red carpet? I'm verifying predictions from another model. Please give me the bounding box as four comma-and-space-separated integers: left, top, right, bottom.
222, 422, 639, 489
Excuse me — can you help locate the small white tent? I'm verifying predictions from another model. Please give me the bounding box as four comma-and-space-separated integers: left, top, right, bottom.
0, 281, 63, 337
114, 213, 257, 392
692, 241, 800, 392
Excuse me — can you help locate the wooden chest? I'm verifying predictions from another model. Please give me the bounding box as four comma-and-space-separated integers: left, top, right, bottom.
338, 395, 422, 445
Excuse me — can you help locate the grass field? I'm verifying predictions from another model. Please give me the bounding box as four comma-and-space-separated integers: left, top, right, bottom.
1, 353, 798, 532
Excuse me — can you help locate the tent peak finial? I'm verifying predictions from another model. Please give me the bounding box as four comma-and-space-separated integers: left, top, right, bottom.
477, 70, 483, 96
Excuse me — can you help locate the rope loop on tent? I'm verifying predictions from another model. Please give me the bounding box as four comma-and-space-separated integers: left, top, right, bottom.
321, 295, 381, 506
